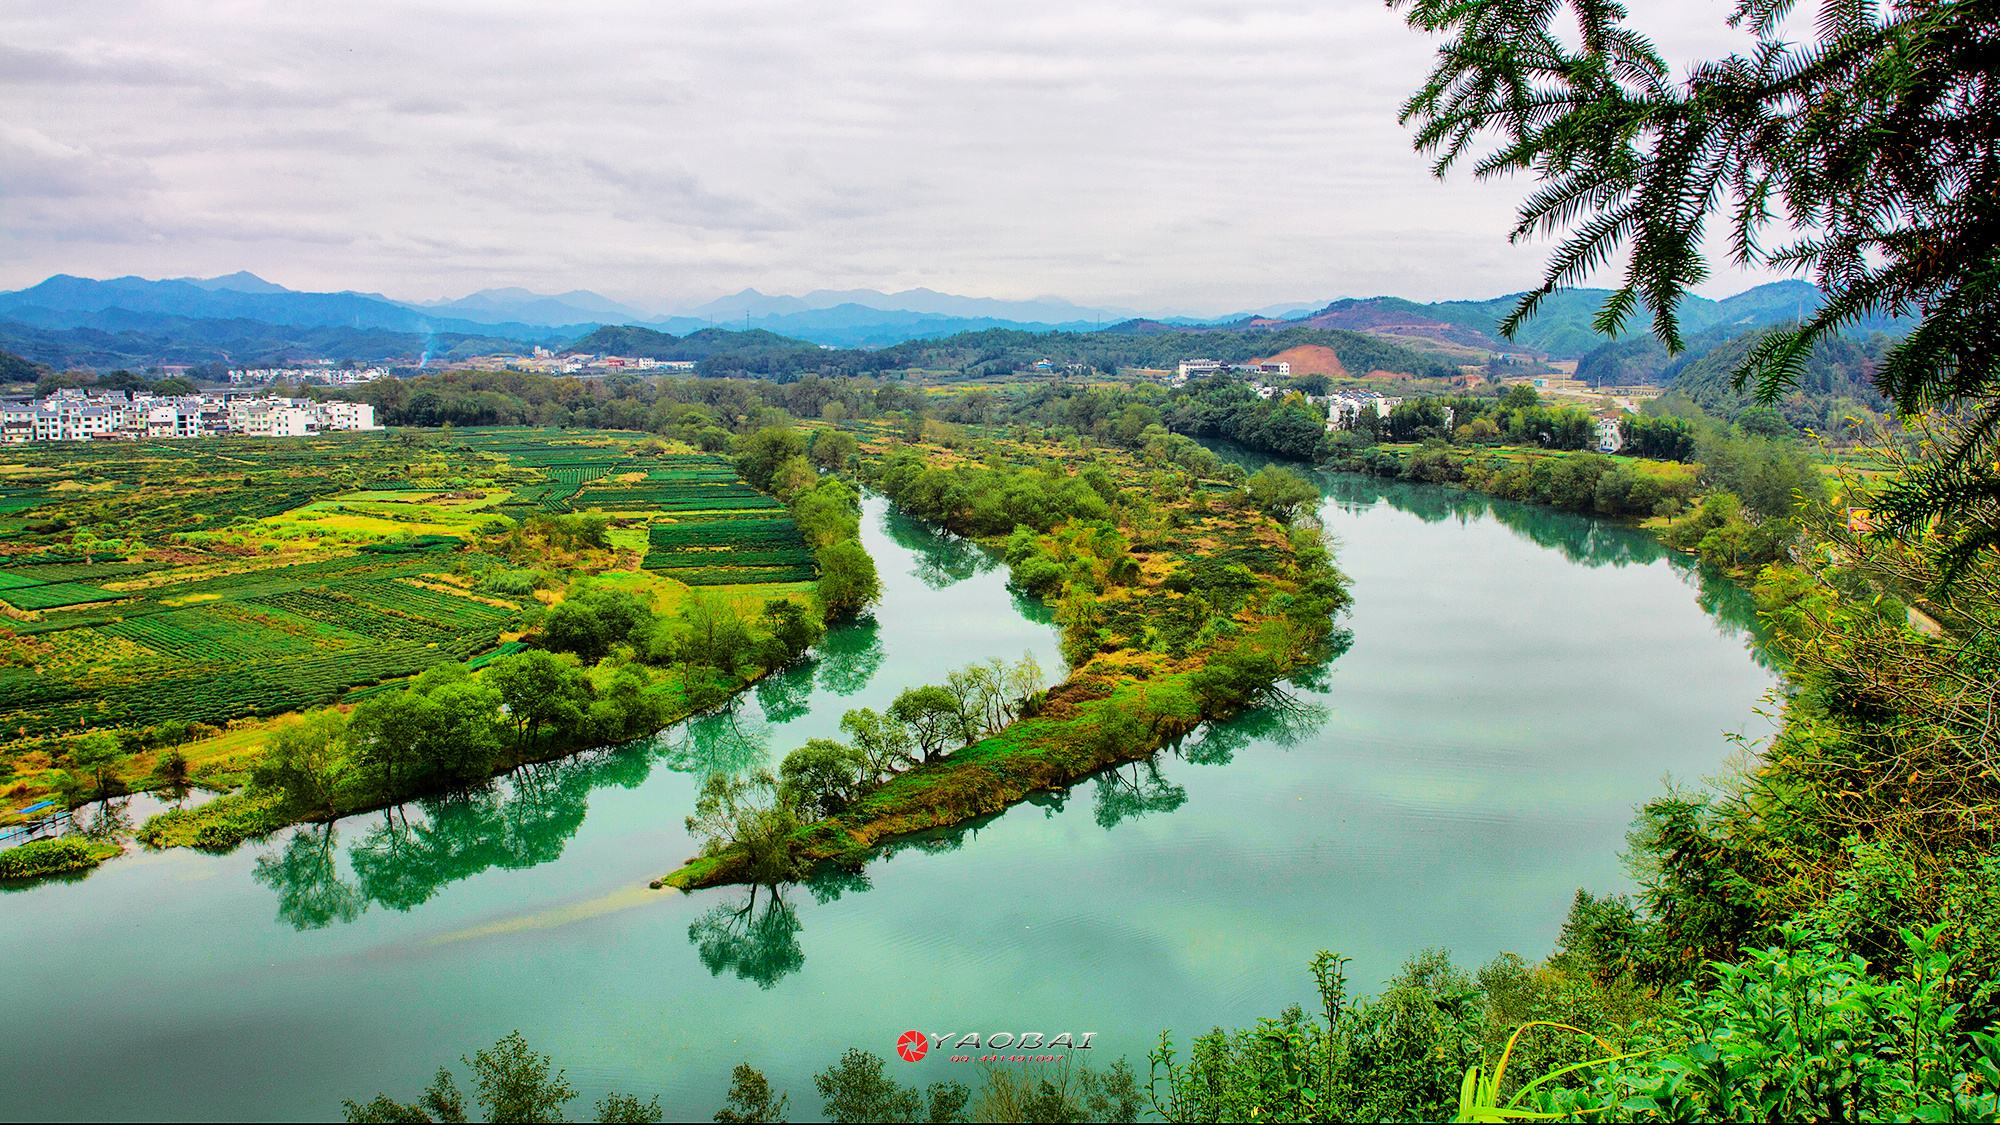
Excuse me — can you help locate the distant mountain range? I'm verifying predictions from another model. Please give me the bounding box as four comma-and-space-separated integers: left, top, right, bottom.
411, 286, 652, 327
0, 274, 582, 344
1229, 281, 1885, 360
0, 271, 1910, 372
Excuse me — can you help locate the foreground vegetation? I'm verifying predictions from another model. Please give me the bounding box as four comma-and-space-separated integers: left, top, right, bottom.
346, 1029, 1141, 1124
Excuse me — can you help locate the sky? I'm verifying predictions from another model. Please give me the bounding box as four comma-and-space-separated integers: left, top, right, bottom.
0, 0, 1796, 316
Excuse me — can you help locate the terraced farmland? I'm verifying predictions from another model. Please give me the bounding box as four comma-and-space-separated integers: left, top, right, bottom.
643, 511, 816, 585
0, 428, 813, 782
0, 432, 528, 761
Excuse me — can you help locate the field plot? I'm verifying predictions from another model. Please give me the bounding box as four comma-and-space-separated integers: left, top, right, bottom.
0, 433, 530, 763
0, 428, 811, 801
643, 512, 815, 585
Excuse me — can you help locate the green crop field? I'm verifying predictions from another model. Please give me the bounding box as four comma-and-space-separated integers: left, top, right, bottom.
0, 428, 811, 790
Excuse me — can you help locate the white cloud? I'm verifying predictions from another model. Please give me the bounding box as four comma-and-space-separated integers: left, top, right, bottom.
0, 0, 1791, 314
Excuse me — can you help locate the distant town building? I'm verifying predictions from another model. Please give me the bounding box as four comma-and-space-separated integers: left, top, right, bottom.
1595, 415, 1624, 454
228, 365, 389, 387
1174, 358, 1292, 383
0, 390, 378, 443
459, 353, 697, 375
1321, 391, 1403, 431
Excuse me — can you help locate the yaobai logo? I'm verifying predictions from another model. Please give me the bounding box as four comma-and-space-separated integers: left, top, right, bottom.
901, 1030, 1098, 1064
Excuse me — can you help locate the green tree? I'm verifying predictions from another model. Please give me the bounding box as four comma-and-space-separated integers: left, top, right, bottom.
540, 586, 654, 662
807, 429, 859, 472
768, 455, 818, 502
252, 711, 351, 816
592, 1093, 662, 1123
812, 1049, 968, 1124
67, 730, 125, 801
345, 675, 505, 799
838, 707, 916, 777
792, 477, 862, 549
813, 539, 880, 619
655, 593, 754, 677
1394, 0, 2000, 579
465, 1031, 576, 1123
758, 597, 824, 667
1245, 465, 1320, 524
736, 427, 808, 491
714, 1063, 790, 1123
586, 667, 667, 744
151, 747, 192, 792
485, 650, 593, 751
776, 739, 873, 820
887, 684, 964, 763
343, 1068, 467, 1123
685, 770, 803, 885
972, 1057, 1142, 1123
342, 1031, 663, 1123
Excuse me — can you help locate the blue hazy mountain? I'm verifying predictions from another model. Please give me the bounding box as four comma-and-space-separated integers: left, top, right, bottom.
0, 273, 1908, 369
0, 275, 581, 341
643, 304, 1105, 347
413, 287, 651, 327
176, 270, 292, 295
681, 286, 1139, 326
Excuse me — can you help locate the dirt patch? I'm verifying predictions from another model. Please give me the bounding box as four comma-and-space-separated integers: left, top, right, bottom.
1254, 345, 1349, 379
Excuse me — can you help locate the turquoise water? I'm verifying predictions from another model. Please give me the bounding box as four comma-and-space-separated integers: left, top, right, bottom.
0, 481, 1775, 1121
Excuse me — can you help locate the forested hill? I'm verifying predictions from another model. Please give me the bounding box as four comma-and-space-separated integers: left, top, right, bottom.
0, 348, 44, 382
566, 325, 814, 359
0, 317, 537, 373
860, 324, 1459, 379
560, 322, 1460, 382
1579, 323, 1893, 435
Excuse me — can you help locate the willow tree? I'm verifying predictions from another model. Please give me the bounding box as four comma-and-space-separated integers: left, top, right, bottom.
1393, 0, 2000, 578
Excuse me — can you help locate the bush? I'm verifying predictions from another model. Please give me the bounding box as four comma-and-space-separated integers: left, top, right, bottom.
140, 791, 292, 850
0, 836, 111, 879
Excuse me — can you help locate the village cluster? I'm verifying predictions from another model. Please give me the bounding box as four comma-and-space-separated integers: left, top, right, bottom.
1169, 357, 1412, 435
454, 348, 698, 375
223, 364, 390, 386
1170, 357, 1628, 451
0, 388, 379, 443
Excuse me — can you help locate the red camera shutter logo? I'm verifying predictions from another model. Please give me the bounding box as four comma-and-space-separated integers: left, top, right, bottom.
896, 1030, 928, 1062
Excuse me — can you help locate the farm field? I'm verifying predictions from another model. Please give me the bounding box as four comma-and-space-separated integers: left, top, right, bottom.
0, 427, 812, 812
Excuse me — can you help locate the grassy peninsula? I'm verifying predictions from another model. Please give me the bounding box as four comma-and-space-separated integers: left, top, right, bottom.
659, 424, 1346, 890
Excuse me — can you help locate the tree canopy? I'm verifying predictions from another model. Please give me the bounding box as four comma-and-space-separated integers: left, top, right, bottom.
1396, 0, 2000, 576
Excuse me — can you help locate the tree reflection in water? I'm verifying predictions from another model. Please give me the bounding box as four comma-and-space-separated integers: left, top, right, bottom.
687, 883, 805, 989
1092, 758, 1188, 830
1178, 690, 1333, 767
754, 666, 814, 725
814, 617, 885, 697
1008, 584, 1058, 629
257, 743, 660, 930
881, 505, 998, 590
254, 822, 363, 930
659, 703, 770, 778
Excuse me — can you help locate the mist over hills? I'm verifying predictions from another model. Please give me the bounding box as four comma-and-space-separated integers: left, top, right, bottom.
0, 271, 1908, 375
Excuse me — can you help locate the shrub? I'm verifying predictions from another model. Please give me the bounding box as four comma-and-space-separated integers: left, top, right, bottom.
0, 836, 110, 879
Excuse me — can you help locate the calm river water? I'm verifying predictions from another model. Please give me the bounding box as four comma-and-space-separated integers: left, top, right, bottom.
0, 477, 1776, 1121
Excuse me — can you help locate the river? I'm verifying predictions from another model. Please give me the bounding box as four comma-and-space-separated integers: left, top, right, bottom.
0, 479, 1776, 1121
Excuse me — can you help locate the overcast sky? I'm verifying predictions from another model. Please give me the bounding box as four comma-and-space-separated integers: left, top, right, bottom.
1, 1, 1794, 315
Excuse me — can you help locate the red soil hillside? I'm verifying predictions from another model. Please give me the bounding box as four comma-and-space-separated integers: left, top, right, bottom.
1289, 298, 1507, 352
1253, 345, 1348, 378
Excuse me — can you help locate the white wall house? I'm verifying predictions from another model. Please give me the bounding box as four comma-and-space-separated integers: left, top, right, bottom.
313, 400, 378, 431
1596, 416, 1624, 454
